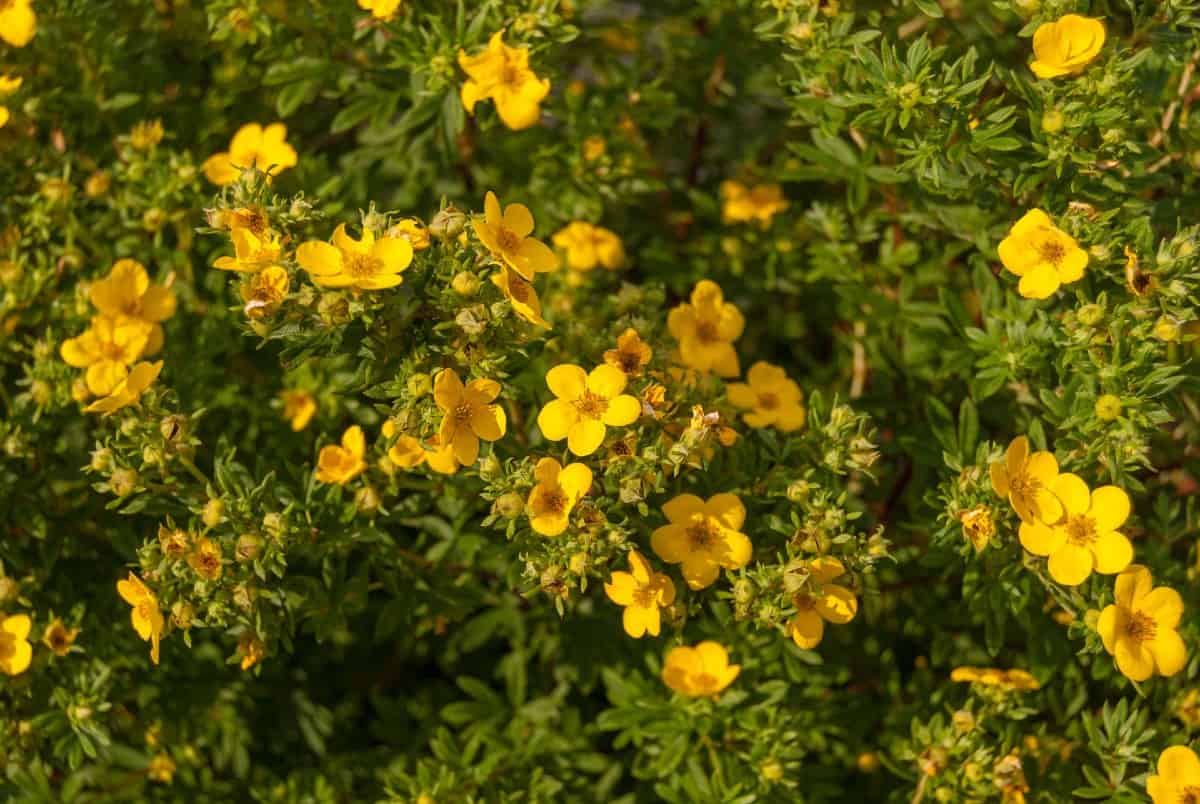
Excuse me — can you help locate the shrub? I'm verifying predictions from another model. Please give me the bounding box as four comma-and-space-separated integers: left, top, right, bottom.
2, 0, 1199, 801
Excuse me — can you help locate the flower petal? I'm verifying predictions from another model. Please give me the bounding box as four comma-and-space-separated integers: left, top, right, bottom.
566, 419, 606, 456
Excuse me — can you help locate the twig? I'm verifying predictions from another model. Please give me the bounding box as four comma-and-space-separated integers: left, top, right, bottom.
1149, 50, 1198, 149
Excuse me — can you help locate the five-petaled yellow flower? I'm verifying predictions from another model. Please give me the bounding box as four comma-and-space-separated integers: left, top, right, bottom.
720, 180, 789, 226
203, 122, 298, 185
381, 420, 428, 470
0, 614, 32, 675
604, 550, 675, 638
552, 222, 625, 272
297, 223, 413, 290
661, 641, 740, 698
726, 361, 805, 432
241, 265, 289, 318
473, 191, 558, 280
525, 456, 593, 537
1148, 745, 1200, 804
281, 389, 317, 431
118, 572, 164, 665
188, 536, 223, 581
1019, 474, 1132, 586
357, 0, 400, 21
433, 368, 507, 467
989, 436, 1064, 526
1097, 565, 1186, 683
459, 31, 551, 131
668, 280, 744, 377
1030, 15, 1106, 80
651, 492, 752, 590
90, 259, 176, 354
537, 363, 640, 457
42, 617, 79, 657
604, 328, 652, 377
61, 315, 153, 396
950, 666, 1040, 692
214, 227, 282, 274
0, 0, 35, 48
786, 557, 858, 649
0, 74, 21, 130
492, 266, 551, 328
85, 360, 163, 416
997, 210, 1088, 300
316, 425, 367, 485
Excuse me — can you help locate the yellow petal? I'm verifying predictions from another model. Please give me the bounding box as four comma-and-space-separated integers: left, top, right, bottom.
604, 572, 637, 606
789, 610, 825, 649
1047, 543, 1094, 586
587, 363, 627, 399
1018, 520, 1065, 556
1091, 530, 1132, 575
546, 363, 587, 400
1151, 629, 1187, 677
536, 399, 577, 441
705, 493, 746, 531
663, 494, 706, 524
566, 419, 606, 456
1051, 473, 1089, 516
1090, 486, 1131, 531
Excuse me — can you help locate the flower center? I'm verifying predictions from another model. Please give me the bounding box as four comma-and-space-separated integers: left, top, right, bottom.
611, 439, 632, 457
619, 351, 642, 373
1180, 788, 1200, 804
0, 632, 13, 660
686, 518, 718, 551
453, 402, 474, 423
1064, 514, 1097, 546
794, 592, 816, 612
632, 585, 658, 608
692, 672, 719, 691
496, 227, 520, 253
756, 391, 780, 411
574, 390, 609, 419
1039, 239, 1065, 266
48, 629, 67, 650
507, 275, 531, 302
101, 339, 128, 360
695, 320, 720, 344
345, 252, 383, 278
235, 209, 268, 234
1125, 611, 1157, 643
540, 488, 568, 515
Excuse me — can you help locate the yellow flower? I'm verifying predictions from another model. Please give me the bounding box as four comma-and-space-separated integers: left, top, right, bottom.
297, 223, 413, 290
459, 31, 551, 131
997, 210, 1088, 300
1030, 15, 1105, 80
202, 122, 298, 185
726, 361, 805, 432
552, 222, 625, 271
0, 614, 32, 676
42, 617, 79, 657
473, 191, 558, 280
661, 640, 740, 698
423, 434, 461, 475
85, 360, 163, 416
281, 389, 317, 432
720, 180, 789, 226
491, 266, 551, 328
989, 436, 1064, 525
213, 226, 282, 273
786, 557, 858, 649
90, 259, 176, 355
389, 218, 430, 250
604, 549, 675, 637
61, 316, 154, 396
117, 572, 164, 665
357, 0, 400, 21
433, 369, 507, 467
1148, 745, 1200, 804
226, 206, 271, 237
129, 119, 165, 150
1019, 474, 1132, 586
667, 279, 743, 377
536, 363, 640, 457
959, 505, 995, 552
1097, 565, 1186, 682
240, 265, 289, 318
950, 666, 1041, 692
651, 492, 752, 590
604, 327, 652, 377
238, 633, 265, 670
0, 74, 20, 130
0, 0, 35, 48
146, 754, 176, 783
525, 456, 593, 537
316, 425, 367, 485
381, 419, 426, 469
187, 536, 223, 581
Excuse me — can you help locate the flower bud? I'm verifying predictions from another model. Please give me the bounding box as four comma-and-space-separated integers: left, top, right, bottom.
407, 372, 432, 398
171, 601, 193, 630
84, 171, 111, 198
236, 533, 261, 562
493, 491, 524, 520
478, 453, 502, 481
110, 468, 139, 497
30, 380, 51, 406
429, 206, 467, 240
1095, 394, 1122, 421
568, 552, 588, 575
142, 207, 167, 232
71, 378, 91, 402
160, 414, 187, 444
1077, 303, 1104, 327
760, 759, 784, 782
202, 499, 225, 528
857, 752, 880, 773
90, 448, 113, 473
317, 293, 351, 327
952, 709, 976, 733
355, 486, 381, 516
1041, 109, 1065, 133
1154, 315, 1181, 342
451, 271, 480, 296
732, 579, 755, 605
232, 583, 256, 611
261, 512, 285, 539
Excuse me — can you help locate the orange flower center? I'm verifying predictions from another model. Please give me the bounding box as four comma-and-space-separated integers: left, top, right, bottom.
618, 350, 642, 373
345, 252, 383, 278
794, 592, 816, 612
453, 402, 474, 423
610, 439, 632, 457
574, 390, 609, 419
1038, 239, 1065, 266
47, 628, 69, 651
500, 64, 523, 86
0, 633, 14, 660
539, 488, 568, 515
101, 339, 128, 361
632, 585, 658, 608
1064, 514, 1097, 546
756, 391, 780, 411
235, 209, 268, 235
507, 275, 532, 302
686, 518, 718, 551
1180, 787, 1200, 804
695, 320, 720, 344
496, 226, 520, 253
691, 672, 719, 692
1124, 611, 1157, 644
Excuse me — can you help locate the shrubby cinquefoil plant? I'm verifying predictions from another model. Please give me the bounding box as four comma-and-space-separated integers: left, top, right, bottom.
2, 0, 1200, 801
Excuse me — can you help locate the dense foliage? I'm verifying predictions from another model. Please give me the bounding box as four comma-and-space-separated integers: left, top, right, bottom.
2, 0, 1200, 801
